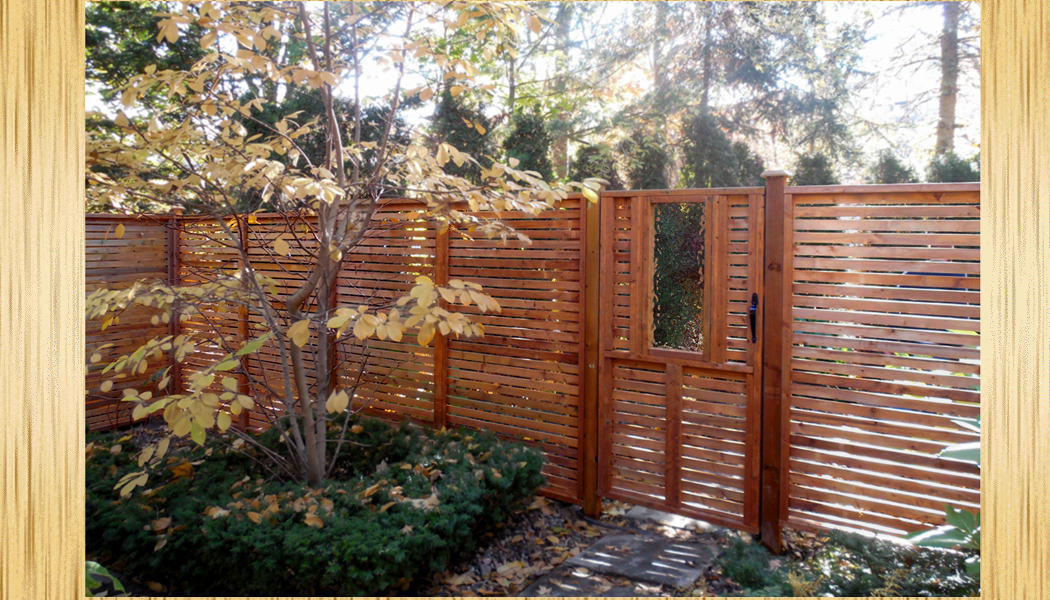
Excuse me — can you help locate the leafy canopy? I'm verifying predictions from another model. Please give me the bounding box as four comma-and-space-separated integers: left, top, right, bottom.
85, 1, 602, 492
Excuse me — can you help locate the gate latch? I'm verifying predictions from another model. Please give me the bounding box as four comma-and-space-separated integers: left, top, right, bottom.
749, 293, 759, 343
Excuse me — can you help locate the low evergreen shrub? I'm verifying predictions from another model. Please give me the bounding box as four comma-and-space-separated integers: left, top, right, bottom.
925, 151, 980, 183
86, 416, 545, 596
716, 536, 791, 596
807, 530, 979, 597
715, 530, 979, 598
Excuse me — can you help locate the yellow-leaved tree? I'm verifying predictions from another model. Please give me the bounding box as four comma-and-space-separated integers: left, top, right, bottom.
86, 1, 602, 490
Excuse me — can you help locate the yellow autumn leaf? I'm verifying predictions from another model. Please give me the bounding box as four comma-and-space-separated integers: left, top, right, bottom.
115, 223, 125, 238
200, 30, 218, 49
217, 411, 232, 432
449, 85, 464, 97
527, 14, 542, 34
288, 319, 310, 347
304, 514, 324, 528
273, 237, 290, 256
351, 424, 364, 434
325, 389, 349, 414
247, 511, 263, 524
418, 321, 435, 347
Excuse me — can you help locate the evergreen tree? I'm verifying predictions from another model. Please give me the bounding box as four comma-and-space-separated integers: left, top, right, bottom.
233, 87, 413, 211
431, 88, 495, 184
680, 111, 740, 188
866, 149, 918, 184
502, 108, 554, 182
568, 144, 625, 191
733, 141, 766, 187
621, 129, 670, 190
793, 153, 840, 186
925, 152, 980, 182
86, 1, 208, 108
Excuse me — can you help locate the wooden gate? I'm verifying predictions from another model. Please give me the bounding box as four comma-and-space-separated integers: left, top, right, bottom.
596, 189, 766, 533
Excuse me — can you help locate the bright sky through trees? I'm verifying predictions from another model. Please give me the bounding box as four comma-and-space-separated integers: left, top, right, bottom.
86, 1, 979, 185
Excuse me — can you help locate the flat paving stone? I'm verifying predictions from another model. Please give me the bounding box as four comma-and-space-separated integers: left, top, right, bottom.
624, 505, 719, 531
563, 534, 719, 588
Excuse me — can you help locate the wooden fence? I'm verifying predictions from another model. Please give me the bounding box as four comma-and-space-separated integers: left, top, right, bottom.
781, 183, 981, 538
84, 181, 980, 548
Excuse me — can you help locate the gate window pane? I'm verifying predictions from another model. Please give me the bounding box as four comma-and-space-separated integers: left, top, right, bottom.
652, 202, 706, 352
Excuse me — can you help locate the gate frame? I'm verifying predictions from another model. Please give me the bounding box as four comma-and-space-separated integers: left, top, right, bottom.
590, 187, 770, 535
758, 170, 791, 552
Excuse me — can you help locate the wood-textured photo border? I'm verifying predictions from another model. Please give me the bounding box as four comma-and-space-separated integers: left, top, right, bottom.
1, 0, 1045, 598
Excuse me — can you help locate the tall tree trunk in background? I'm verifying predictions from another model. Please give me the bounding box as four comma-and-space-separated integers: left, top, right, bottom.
551, 2, 573, 179
507, 54, 516, 113
651, 2, 669, 95
935, 1, 960, 155
700, 15, 712, 113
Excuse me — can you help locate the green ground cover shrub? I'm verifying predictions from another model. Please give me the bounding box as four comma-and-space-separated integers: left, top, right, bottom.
804, 530, 979, 597
716, 537, 791, 597
715, 530, 979, 597
86, 416, 545, 596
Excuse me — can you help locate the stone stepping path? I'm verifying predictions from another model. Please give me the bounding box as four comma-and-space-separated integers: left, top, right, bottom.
519, 508, 724, 597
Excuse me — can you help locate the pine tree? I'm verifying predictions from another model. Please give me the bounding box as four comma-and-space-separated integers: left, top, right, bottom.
502, 108, 554, 182
733, 141, 766, 187
431, 88, 495, 184
568, 144, 625, 191
793, 153, 839, 186
866, 149, 918, 184
621, 129, 670, 190
925, 152, 980, 182
681, 111, 740, 188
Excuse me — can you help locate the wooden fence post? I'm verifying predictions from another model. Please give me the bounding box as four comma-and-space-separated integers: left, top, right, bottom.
433, 224, 450, 429
580, 188, 602, 517
167, 209, 182, 396
759, 170, 791, 552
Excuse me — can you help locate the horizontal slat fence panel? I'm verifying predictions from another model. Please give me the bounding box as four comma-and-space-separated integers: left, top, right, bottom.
446, 198, 584, 502
86, 215, 172, 430
336, 200, 437, 427
85, 182, 982, 541
88, 199, 585, 503
785, 184, 981, 537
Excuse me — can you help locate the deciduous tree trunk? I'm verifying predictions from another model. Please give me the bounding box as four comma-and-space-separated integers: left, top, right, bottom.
935, 1, 961, 155
551, 2, 573, 180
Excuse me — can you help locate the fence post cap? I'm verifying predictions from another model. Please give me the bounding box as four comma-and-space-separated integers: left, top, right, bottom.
761, 169, 792, 179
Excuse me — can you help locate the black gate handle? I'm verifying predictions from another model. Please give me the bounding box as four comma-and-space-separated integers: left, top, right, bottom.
749, 293, 758, 343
